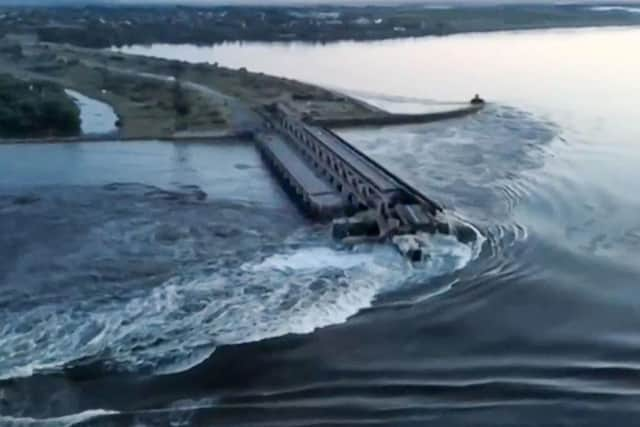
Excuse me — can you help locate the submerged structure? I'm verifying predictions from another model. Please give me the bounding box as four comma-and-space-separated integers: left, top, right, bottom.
255, 102, 481, 260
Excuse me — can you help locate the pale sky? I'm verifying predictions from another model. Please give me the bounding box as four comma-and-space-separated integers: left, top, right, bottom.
2, 0, 640, 5
114, 0, 640, 3
3, 0, 640, 4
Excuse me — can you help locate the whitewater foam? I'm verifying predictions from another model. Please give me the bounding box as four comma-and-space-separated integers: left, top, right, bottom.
245, 246, 392, 272
0, 409, 118, 427
0, 234, 482, 379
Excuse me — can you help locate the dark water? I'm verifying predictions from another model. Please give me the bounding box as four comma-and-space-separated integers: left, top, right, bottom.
2, 28, 640, 426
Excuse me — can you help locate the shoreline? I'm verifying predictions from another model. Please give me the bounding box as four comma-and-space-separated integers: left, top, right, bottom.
0, 133, 247, 146
0, 100, 485, 145
0, 38, 396, 140
20, 3, 640, 49
6, 21, 633, 142
115, 23, 640, 51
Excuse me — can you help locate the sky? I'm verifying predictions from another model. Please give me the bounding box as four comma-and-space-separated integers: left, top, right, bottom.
1, 0, 639, 5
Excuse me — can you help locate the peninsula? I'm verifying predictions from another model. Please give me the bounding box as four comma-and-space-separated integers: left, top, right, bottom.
0, 35, 384, 139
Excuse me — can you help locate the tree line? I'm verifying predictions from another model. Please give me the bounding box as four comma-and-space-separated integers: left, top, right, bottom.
0, 74, 81, 138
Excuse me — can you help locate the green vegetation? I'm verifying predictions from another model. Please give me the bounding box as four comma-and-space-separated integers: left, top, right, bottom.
0, 74, 80, 138
0, 43, 230, 137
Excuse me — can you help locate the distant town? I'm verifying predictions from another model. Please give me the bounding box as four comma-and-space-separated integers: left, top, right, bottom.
2, 3, 640, 47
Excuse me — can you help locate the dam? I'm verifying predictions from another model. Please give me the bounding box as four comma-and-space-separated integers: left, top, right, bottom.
254, 102, 481, 260
1, 94, 482, 261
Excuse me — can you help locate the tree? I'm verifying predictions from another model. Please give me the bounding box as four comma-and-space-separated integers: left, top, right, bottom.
0, 74, 81, 138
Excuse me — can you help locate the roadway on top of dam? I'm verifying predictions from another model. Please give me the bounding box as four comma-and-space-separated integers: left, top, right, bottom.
255, 101, 476, 243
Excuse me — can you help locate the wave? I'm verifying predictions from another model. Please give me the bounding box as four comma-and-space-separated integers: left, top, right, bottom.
0, 231, 484, 421
0, 410, 118, 427
0, 217, 482, 383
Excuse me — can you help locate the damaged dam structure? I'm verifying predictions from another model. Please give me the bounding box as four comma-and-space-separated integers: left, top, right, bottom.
255, 102, 481, 260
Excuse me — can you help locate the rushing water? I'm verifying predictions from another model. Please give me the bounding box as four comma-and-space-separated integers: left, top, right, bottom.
2, 27, 640, 426
64, 90, 118, 136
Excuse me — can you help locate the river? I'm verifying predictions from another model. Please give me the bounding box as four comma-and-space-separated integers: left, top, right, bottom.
1, 27, 639, 426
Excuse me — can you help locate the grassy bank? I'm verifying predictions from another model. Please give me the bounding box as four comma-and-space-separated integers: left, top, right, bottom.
0, 36, 376, 139
0, 43, 231, 138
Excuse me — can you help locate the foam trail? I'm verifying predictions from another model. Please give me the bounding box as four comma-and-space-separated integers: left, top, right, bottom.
0, 236, 482, 379
0, 409, 118, 427
245, 246, 398, 272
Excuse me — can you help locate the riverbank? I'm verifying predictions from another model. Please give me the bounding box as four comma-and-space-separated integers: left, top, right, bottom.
0, 40, 231, 138
0, 132, 243, 145
0, 37, 381, 139
9, 4, 640, 47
